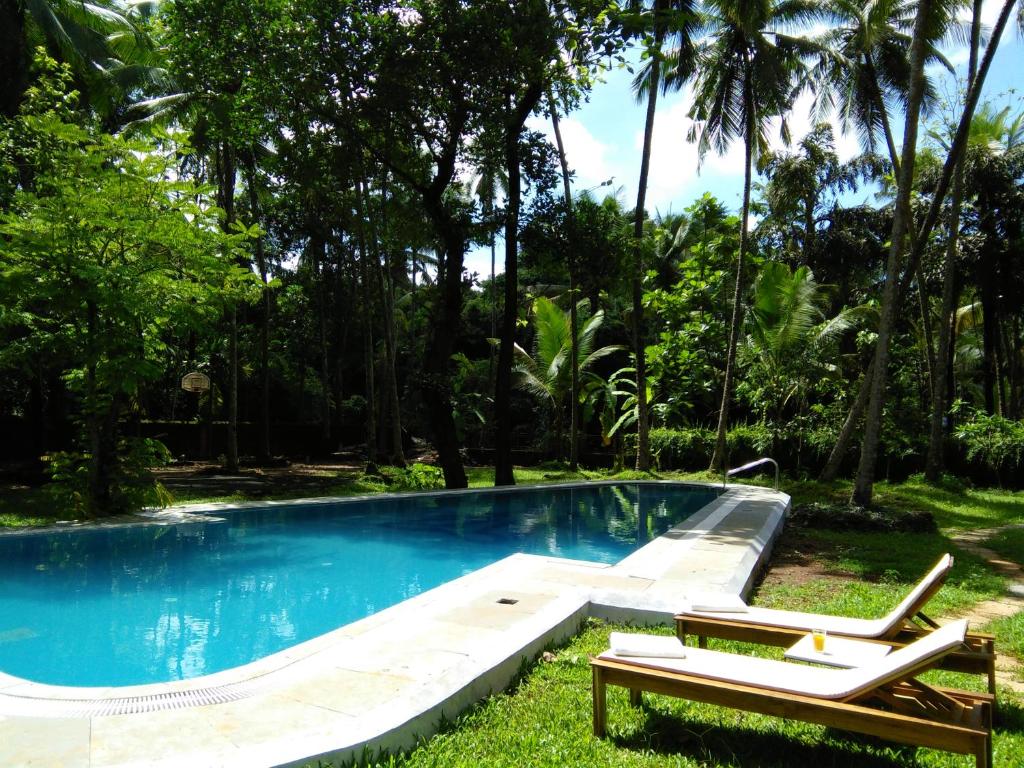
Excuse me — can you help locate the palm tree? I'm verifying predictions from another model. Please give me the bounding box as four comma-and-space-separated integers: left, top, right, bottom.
1, 0, 161, 120
513, 297, 623, 460
853, 0, 1023, 502
851, 0, 935, 506
688, 0, 825, 473
628, 0, 702, 471
808, 0, 962, 169
743, 262, 866, 430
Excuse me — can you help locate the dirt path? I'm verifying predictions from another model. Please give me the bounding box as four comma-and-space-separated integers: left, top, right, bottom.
153, 458, 365, 499
945, 527, 1024, 694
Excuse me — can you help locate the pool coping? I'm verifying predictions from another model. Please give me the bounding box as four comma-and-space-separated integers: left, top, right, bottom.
0, 480, 789, 767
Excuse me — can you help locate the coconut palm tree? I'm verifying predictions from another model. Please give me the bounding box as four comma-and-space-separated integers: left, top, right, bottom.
851, 0, 936, 506
627, 0, 702, 471
808, 0, 963, 168
1, 0, 162, 120
854, 0, 1023, 502
513, 297, 624, 460
688, 0, 826, 473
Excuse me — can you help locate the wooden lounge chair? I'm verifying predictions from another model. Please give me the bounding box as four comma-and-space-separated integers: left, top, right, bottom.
676, 554, 997, 692
592, 620, 993, 767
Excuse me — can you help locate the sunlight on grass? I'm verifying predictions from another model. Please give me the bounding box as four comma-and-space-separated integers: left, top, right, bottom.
983, 526, 1024, 565
325, 619, 1022, 768
986, 612, 1024, 682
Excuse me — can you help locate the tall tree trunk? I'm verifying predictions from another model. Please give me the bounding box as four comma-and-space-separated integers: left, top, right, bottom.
0, 0, 27, 118
494, 157, 518, 487
865, 56, 935, 394
851, 0, 933, 506
980, 271, 1000, 415
632, 48, 660, 473
375, 235, 406, 467
423, 212, 469, 488
313, 235, 332, 445
495, 82, 544, 485
226, 308, 239, 471
819, 360, 874, 481
925, 0, 982, 481
549, 92, 580, 471
710, 64, 754, 474
355, 177, 379, 473
84, 299, 117, 515
243, 155, 271, 460
215, 142, 240, 473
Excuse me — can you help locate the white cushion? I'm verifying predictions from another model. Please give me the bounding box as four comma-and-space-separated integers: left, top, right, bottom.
609, 632, 687, 659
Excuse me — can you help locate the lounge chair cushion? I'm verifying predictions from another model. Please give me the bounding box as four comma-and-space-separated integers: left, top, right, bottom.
681, 554, 954, 639
600, 619, 967, 700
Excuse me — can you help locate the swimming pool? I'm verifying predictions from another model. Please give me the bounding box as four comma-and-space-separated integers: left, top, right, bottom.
0, 482, 719, 687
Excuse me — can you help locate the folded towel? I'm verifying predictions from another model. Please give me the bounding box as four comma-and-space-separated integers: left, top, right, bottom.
686, 591, 748, 613
609, 632, 687, 659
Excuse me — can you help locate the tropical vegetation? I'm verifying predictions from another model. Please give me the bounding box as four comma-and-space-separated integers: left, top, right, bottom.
1, 0, 1024, 520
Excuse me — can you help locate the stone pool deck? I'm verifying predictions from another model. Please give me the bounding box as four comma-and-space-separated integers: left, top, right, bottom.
0, 482, 789, 768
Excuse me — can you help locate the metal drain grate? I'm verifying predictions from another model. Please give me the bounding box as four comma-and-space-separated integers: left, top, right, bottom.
0, 676, 272, 718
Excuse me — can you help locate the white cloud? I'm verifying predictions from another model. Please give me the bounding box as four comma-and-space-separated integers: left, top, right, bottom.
959, 1, 1006, 28
635, 85, 864, 213
525, 114, 615, 193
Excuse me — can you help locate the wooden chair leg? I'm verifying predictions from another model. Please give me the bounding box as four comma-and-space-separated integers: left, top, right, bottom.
629, 687, 642, 707
592, 666, 607, 738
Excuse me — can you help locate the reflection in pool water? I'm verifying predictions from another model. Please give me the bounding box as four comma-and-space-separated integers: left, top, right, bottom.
0, 483, 718, 686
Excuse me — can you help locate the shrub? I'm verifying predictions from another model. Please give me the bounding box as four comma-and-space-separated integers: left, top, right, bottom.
380, 462, 446, 491
953, 408, 1024, 482
648, 427, 713, 469
46, 437, 173, 516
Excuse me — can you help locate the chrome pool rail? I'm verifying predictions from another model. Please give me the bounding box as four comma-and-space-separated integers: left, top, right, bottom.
724, 457, 779, 491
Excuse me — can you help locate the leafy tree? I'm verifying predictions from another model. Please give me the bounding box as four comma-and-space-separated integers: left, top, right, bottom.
644, 195, 737, 427
0, 58, 253, 514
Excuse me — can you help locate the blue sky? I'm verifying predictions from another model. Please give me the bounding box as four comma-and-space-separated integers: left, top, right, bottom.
464, 4, 1023, 280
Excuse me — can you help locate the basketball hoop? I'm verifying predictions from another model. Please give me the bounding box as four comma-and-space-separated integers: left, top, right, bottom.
181, 372, 211, 393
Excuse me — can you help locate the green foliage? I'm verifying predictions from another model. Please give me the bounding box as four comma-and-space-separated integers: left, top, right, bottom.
953, 406, 1024, 478
381, 463, 446, 492
0, 54, 255, 515
647, 427, 713, 469
643, 195, 737, 427
46, 438, 173, 516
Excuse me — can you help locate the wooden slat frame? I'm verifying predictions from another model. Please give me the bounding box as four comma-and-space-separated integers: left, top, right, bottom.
592, 658, 993, 768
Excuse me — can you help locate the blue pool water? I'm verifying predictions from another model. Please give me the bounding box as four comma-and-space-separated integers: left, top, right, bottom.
0, 483, 718, 687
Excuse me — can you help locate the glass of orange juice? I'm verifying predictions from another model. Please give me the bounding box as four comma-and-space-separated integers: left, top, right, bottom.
812, 628, 826, 652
